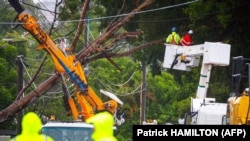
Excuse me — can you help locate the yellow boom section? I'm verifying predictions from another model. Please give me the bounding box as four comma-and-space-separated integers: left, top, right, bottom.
16, 12, 116, 121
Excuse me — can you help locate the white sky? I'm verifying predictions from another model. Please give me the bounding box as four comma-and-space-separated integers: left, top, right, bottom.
32, 0, 56, 22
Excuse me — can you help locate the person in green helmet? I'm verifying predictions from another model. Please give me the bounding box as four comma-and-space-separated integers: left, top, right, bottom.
10, 112, 54, 141
86, 111, 117, 141
166, 27, 181, 45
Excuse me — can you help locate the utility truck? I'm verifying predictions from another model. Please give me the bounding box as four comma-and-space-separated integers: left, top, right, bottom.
223, 56, 250, 125
163, 42, 231, 124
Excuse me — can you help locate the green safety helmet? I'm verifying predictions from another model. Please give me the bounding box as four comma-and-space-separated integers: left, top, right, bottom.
172, 27, 176, 32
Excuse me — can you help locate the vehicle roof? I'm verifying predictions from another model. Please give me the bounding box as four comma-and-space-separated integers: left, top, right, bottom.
42, 121, 94, 128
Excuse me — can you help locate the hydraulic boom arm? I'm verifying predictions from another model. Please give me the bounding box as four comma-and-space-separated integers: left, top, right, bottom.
8, 0, 124, 125
163, 42, 231, 124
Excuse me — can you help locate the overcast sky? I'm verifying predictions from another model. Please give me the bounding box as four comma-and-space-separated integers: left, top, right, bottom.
33, 0, 56, 22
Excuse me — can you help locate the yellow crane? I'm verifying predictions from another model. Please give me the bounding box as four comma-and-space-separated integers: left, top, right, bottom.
8, 0, 124, 125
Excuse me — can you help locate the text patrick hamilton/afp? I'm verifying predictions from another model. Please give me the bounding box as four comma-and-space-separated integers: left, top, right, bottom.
136, 128, 246, 138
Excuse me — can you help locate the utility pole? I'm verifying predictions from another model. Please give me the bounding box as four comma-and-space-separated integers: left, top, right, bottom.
16, 55, 24, 134
140, 60, 146, 125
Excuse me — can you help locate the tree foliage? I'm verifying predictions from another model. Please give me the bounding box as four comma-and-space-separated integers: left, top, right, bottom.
0, 41, 18, 130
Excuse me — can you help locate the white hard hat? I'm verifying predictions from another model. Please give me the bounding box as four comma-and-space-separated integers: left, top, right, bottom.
245, 88, 249, 92
188, 30, 193, 34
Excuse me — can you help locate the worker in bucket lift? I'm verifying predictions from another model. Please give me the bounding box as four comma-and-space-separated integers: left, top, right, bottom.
10, 112, 54, 141
86, 111, 117, 141
180, 30, 193, 63
166, 27, 181, 45
180, 30, 194, 46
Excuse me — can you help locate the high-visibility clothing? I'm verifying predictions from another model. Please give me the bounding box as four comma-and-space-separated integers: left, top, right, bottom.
166, 32, 181, 45
10, 112, 54, 141
181, 34, 193, 46
12, 136, 49, 141
86, 111, 117, 141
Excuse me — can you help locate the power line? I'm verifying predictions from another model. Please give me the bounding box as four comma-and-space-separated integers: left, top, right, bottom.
0, 0, 198, 25
89, 69, 143, 96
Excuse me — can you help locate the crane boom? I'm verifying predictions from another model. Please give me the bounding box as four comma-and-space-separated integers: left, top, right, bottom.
8, 0, 124, 125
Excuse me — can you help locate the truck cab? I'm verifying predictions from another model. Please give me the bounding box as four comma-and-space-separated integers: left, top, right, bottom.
41, 121, 94, 141
184, 99, 227, 125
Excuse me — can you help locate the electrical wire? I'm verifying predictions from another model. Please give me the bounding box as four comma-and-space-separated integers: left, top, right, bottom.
0, 0, 198, 25
89, 70, 144, 96
20, 57, 37, 88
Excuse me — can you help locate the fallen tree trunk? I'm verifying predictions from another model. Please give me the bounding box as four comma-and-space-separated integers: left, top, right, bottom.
0, 74, 59, 122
